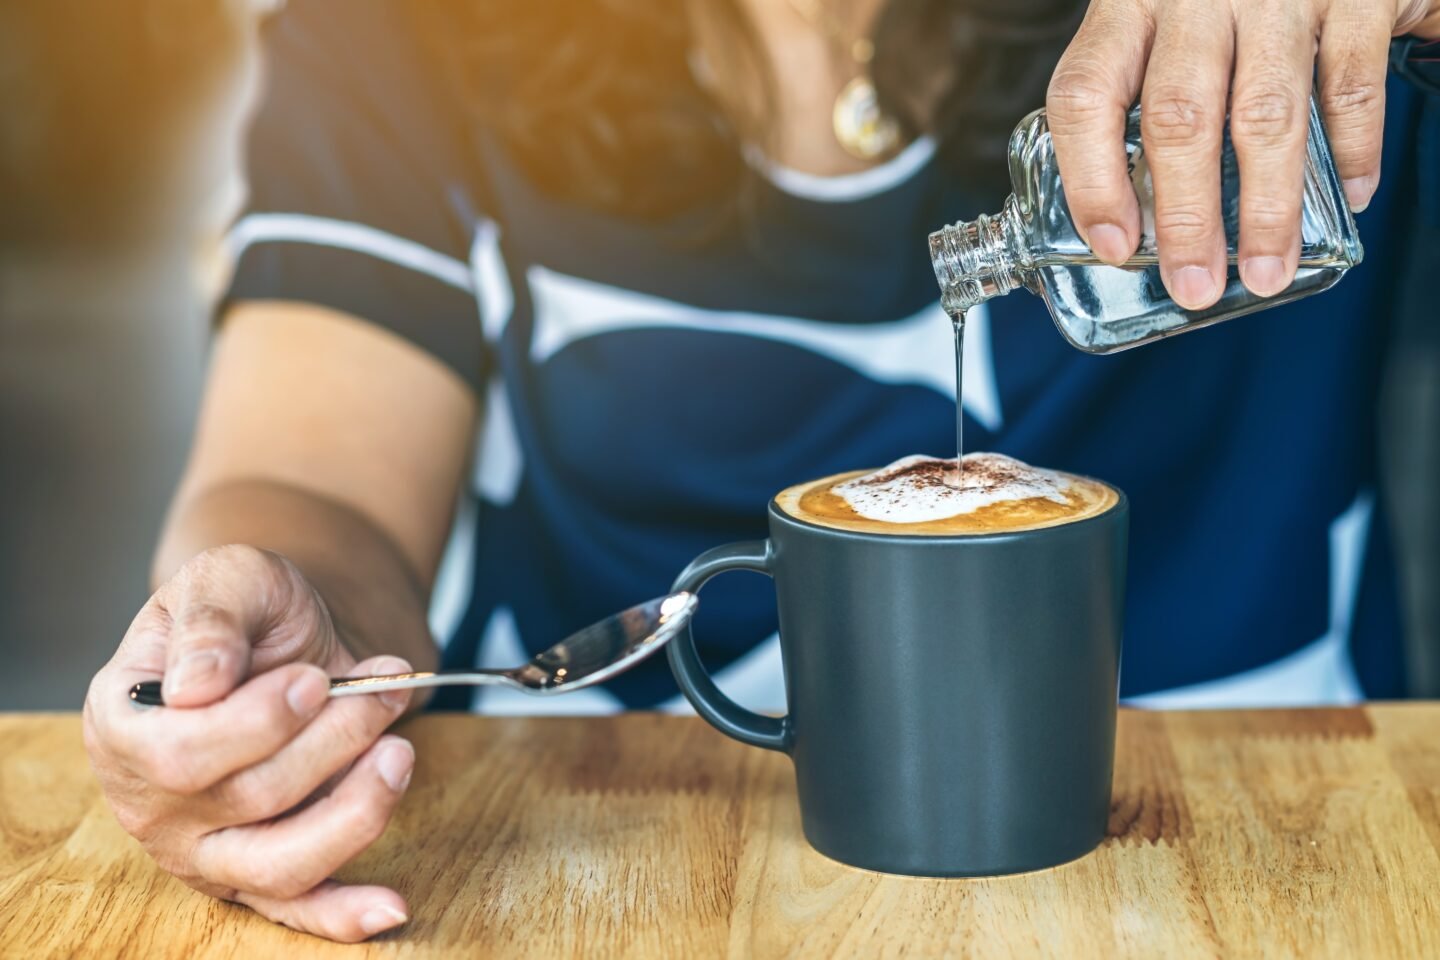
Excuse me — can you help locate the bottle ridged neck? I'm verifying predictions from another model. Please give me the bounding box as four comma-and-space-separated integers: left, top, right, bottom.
929, 198, 1025, 315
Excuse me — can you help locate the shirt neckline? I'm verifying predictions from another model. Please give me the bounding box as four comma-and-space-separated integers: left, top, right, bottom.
748, 136, 937, 203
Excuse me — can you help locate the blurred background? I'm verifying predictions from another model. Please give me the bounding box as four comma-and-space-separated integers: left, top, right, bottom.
1, 1, 257, 708
2, 2, 1438, 709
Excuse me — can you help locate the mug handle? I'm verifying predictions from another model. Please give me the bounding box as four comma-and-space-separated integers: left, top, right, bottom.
667, 540, 792, 753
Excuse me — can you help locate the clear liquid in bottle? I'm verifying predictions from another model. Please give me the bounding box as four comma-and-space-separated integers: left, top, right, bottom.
929, 98, 1362, 353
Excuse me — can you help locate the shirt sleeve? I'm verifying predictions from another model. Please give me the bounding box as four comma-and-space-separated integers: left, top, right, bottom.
223, 0, 486, 393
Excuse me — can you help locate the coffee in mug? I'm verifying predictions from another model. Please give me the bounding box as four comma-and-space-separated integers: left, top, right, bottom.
778, 453, 1117, 535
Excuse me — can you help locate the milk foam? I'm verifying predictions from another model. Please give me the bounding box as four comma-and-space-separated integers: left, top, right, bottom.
832, 453, 1073, 524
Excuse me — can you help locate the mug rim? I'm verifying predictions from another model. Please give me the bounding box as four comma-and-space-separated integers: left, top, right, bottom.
768, 479, 1129, 545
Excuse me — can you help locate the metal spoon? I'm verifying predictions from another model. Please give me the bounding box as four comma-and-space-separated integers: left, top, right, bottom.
128, 591, 698, 707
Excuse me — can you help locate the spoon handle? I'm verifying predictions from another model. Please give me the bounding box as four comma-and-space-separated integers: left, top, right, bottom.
127, 669, 517, 707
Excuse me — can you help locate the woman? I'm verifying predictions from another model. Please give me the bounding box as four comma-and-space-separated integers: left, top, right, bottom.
84, 0, 1440, 942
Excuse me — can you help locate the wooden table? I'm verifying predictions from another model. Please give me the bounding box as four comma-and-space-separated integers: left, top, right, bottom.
3, 706, 1439, 958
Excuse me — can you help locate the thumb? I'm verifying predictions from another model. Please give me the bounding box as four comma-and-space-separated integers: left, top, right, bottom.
162, 601, 254, 708
161, 547, 287, 707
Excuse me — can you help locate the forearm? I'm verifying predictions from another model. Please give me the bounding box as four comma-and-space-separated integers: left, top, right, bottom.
154, 478, 439, 673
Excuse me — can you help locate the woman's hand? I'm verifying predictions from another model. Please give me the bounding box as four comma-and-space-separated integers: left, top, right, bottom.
1046, 0, 1440, 310
83, 544, 417, 943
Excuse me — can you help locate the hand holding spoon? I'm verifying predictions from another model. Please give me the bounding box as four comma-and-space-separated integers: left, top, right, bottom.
129, 592, 698, 706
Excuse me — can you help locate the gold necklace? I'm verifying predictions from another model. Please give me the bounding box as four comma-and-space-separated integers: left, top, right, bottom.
784, 0, 901, 161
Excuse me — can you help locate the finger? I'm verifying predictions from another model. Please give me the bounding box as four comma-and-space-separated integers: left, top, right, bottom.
114, 662, 330, 795
1046, 0, 1152, 264
1400, 1, 1440, 37
161, 545, 319, 707
194, 735, 415, 901
1316, 0, 1392, 212
1140, 0, 1233, 310
206, 656, 413, 824
238, 880, 409, 944
1230, 0, 1315, 297
84, 598, 185, 743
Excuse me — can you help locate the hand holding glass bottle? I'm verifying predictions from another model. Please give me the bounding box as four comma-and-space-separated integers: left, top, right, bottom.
929, 99, 1361, 352
1042, 0, 1440, 310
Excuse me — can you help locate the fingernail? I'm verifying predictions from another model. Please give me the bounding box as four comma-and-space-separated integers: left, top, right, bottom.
1086, 223, 1131, 264
1169, 266, 1217, 310
377, 739, 415, 792
165, 651, 219, 698
1240, 256, 1287, 298
359, 905, 408, 936
1343, 177, 1373, 213
285, 669, 328, 717
371, 657, 413, 711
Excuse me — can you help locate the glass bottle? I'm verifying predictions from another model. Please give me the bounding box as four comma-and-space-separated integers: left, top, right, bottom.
929, 98, 1362, 353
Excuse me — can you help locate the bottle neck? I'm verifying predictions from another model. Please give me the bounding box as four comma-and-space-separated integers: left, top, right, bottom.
928, 196, 1027, 316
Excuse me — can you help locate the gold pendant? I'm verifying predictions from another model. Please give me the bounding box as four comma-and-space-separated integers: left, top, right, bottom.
833, 75, 901, 161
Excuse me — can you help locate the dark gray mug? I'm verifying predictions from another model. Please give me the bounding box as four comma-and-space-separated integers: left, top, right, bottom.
667, 485, 1128, 877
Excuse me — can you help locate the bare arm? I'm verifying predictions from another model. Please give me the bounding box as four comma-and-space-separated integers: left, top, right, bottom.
84, 299, 477, 942
156, 299, 478, 670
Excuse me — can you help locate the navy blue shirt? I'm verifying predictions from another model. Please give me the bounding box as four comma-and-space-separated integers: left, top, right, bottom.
228, 0, 1428, 708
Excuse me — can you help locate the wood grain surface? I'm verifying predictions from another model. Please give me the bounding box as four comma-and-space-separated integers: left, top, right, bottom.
2, 706, 1439, 959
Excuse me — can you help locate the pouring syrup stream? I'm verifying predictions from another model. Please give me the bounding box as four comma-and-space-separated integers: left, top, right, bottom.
947, 310, 966, 488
